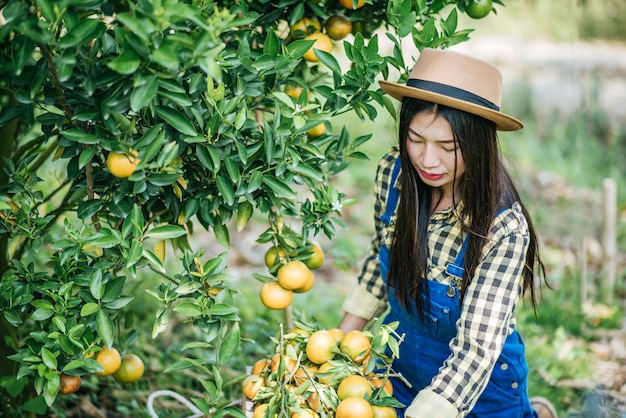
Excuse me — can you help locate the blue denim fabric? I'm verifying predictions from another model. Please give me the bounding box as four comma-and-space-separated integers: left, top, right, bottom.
378, 158, 537, 418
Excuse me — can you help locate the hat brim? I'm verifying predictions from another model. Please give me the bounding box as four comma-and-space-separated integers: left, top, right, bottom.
379, 80, 523, 131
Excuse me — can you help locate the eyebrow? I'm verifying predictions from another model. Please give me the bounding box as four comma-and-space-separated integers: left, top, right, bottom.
408, 127, 455, 143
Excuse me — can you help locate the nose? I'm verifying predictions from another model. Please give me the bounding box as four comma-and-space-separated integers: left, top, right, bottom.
421, 143, 440, 168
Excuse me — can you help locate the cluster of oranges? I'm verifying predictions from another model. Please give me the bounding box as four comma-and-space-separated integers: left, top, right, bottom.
242, 326, 400, 418
259, 241, 324, 310
288, 0, 367, 65
59, 346, 145, 395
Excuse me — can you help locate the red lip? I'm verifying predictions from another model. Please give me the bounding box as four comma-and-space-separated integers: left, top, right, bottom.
419, 169, 444, 181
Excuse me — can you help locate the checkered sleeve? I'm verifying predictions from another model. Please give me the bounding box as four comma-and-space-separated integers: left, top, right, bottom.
415, 203, 531, 417
341, 147, 399, 321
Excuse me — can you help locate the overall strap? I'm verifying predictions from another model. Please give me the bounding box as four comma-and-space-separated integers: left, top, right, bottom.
381, 157, 402, 225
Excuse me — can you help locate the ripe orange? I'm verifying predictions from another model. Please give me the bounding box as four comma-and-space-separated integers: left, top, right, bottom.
315, 361, 335, 384
325, 15, 353, 40
339, 0, 366, 9
340, 330, 371, 364
337, 375, 373, 400
242, 374, 265, 400
466, 0, 492, 19
303, 33, 333, 62
336, 396, 373, 418
277, 260, 313, 290
264, 246, 288, 268
290, 17, 321, 39
306, 123, 326, 138
293, 272, 315, 293
106, 150, 139, 178
252, 357, 272, 375
293, 408, 320, 418
294, 363, 318, 385
303, 240, 324, 269
95, 346, 122, 376
306, 330, 337, 364
270, 353, 298, 376
328, 328, 345, 343
369, 375, 393, 396
113, 354, 145, 383
260, 281, 293, 310
371, 405, 397, 418
59, 373, 81, 395
253, 403, 269, 418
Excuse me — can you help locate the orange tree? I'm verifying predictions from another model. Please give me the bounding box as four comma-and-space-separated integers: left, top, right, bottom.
0, 0, 504, 415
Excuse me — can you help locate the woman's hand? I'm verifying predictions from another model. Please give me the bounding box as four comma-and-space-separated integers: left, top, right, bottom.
337, 312, 368, 332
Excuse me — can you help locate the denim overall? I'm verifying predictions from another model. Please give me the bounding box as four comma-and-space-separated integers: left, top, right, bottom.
380, 159, 537, 418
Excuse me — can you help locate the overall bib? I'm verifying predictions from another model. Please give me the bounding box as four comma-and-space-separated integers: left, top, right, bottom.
379, 159, 537, 418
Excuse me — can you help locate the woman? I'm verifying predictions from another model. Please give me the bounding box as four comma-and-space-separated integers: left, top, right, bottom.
338, 49, 557, 418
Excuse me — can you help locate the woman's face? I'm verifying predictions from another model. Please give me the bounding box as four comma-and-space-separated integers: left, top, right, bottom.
406, 111, 466, 200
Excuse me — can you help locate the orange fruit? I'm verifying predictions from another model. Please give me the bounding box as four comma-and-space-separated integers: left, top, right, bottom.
95, 346, 122, 376
306, 390, 321, 411
293, 272, 315, 293
106, 150, 139, 178
270, 353, 298, 375
290, 17, 322, 39
325, 15, 353, 40
336, 396, 373, 418
277, 260, 313, 290
264, 246, 288, 268
339, 0, 366, 9
303, 240, 324, 269
328, 328, 345, 342
252, 357, 272, 375
369, 375, 393, 396
371, 405, 397, 418
113, 354, 145, 383
294, 363, 318, 385
260, 281, 293, 310
59, 373, 81, 395
306, 123, 326, 138
466, 0, 492, 19
242, 374, 265, 400
337, 375, 373, 400
306, 330, 337, 364
303, 33, 333, 62
293, 408, 320, 418
340, 330, 371, 364
315, 361, 335, 384
253, 403, 269, 418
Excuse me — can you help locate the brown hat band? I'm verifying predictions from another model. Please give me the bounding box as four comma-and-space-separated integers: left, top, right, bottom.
407, 79, 500, 111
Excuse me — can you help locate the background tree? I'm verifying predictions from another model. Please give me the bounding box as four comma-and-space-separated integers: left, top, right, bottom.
0, 0, 499, 415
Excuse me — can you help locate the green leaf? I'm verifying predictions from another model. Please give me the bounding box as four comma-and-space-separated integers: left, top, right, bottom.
80, 302, 100, 317
173, 301, 202, 317
58, 18, 101, 48
90, 270, 105, 300
213, 222, 230, 248
96, 310, 114, 348
216, 175, 235, 206
78, 147, 96, 169
218, 323, 240, 364
152, 308, 170, 339
61, 129, 100, 144
263, 29, 280, 57
146, 225, 187, 239
107, 50, 141, 75
262, 177, 296, 199
41, 348, 57, 370
315, 50, 342, 75
155, 106, 197, 136
131, 74, 159, 112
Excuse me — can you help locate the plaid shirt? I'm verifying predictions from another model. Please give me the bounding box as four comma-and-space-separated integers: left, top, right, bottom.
342, 147, 531, 417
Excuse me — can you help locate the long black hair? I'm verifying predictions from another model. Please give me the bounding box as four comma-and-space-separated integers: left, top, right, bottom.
386, 97, 546, 316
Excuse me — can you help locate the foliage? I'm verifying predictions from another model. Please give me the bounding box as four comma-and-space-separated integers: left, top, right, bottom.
0, 0, 505, 415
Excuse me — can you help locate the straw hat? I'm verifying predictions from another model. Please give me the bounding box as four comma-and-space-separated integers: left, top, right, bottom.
379, 48, 523, 131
